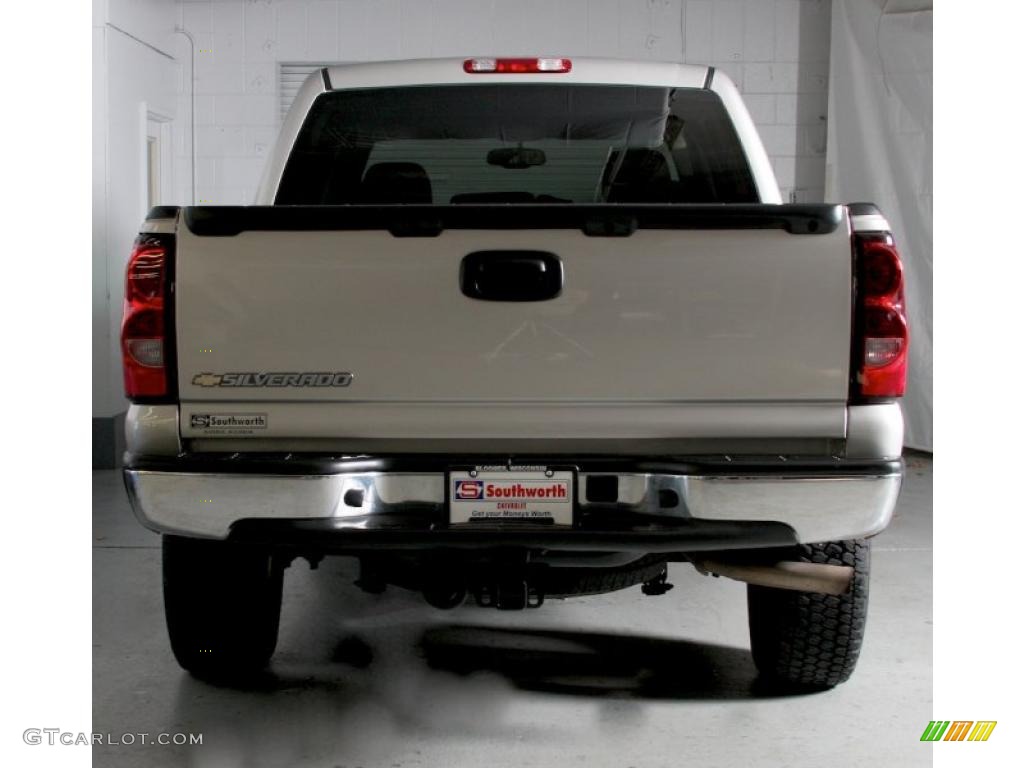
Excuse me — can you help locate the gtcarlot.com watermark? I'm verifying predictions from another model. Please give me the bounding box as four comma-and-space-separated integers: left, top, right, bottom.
23, 728, 202, 746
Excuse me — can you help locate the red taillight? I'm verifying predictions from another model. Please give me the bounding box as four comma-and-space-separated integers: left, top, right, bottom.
122, 235, 172, 399
852, 234, 908, 399
463, 57, 572, 74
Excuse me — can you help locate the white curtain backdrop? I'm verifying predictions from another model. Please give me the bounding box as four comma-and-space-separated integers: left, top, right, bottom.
826, 0, 932, 450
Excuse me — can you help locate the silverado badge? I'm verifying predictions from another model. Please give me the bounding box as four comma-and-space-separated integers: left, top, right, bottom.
191, 372, 353, 387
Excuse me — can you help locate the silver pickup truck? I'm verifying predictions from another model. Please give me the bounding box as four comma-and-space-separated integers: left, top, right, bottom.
122, 57, 907, 689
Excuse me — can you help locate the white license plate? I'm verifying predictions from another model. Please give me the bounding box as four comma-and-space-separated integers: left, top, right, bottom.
448, 466, 575, 526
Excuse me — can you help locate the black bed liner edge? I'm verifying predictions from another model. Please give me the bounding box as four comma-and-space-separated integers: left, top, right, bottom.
183, 203, 844, 238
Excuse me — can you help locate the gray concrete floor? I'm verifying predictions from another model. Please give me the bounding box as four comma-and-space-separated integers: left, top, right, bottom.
93, 455, 931, 767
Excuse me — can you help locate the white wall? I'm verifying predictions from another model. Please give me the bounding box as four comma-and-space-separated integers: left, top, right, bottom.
826, 0, 932, 449
92, 20, 110, 417
174, 0, 832, 206
93, 0, 179, 420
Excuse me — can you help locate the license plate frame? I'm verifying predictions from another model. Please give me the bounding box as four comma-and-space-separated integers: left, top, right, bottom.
447, 465, 577, 527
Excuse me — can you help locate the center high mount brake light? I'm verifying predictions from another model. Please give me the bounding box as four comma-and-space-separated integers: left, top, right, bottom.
463, 57, 572, 74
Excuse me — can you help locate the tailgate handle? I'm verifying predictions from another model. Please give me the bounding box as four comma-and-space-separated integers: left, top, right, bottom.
460, 251, 563, 302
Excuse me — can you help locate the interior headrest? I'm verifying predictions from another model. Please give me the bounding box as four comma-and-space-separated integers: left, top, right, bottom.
604, 149, 670, 186
361, 162, 432, 204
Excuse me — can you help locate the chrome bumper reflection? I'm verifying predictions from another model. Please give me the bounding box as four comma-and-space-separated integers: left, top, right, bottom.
124, 467, 902, 544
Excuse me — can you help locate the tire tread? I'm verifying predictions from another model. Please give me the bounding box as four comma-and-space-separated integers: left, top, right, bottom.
747, 539, 870, 689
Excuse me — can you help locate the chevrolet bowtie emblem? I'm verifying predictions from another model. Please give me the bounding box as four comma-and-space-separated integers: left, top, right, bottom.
192, 373, 224, 387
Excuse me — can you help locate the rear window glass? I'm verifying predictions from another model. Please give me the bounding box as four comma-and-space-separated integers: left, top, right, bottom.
275, 84, 757, 205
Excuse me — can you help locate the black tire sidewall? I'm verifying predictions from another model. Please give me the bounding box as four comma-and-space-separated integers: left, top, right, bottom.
162, 535, 283, 677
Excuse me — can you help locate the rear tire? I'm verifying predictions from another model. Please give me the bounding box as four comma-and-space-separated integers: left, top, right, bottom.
162, 535, 283, 680
747, 539, 870, 690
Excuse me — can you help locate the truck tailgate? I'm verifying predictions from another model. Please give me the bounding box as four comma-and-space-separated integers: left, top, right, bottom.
175, 207, 853, 445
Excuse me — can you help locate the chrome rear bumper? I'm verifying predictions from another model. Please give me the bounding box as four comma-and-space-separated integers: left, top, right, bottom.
124, 456, 902, 547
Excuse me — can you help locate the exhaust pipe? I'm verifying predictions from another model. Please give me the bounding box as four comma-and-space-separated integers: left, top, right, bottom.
692, 559, 853, 595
